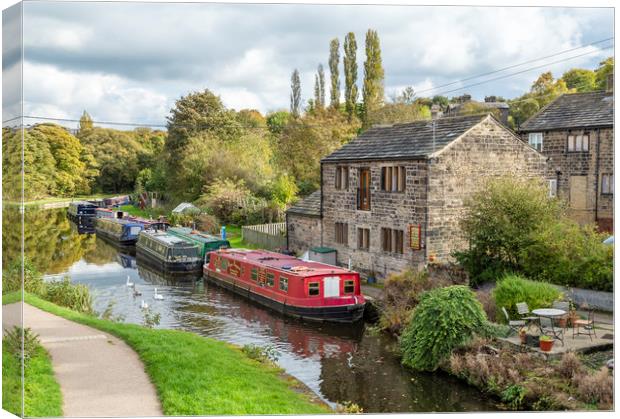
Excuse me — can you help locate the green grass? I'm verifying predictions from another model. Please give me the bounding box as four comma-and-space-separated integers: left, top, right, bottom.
225, 225, 260, 249
119, 204, 168, 219
2, 339, 63, 417
10, 293, 329, 415
3, 291, 22, 305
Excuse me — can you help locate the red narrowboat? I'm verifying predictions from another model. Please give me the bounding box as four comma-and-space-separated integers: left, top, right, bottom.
204, 249, 365, 323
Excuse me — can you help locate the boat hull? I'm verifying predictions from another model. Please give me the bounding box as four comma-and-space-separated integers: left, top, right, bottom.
136, 245, 202, 274
205, 270, 365, 323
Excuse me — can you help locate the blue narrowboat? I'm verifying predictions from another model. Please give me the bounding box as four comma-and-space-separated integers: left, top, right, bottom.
95, 217, 144, 246
136, 230, 202, 273
67, 201, 97, 222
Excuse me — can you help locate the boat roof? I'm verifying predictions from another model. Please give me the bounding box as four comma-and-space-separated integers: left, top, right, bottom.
98, 218, 143, 227
96, 208, 114, 212
168, 227, 229, 244
140, 230, 196, 247
214, 249, 356, 278
71, 201, 97, 207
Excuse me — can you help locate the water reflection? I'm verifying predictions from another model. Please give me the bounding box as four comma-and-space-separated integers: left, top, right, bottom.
27, 208, 496, 412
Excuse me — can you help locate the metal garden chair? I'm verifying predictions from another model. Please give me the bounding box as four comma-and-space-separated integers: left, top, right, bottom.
501, 307, 526, 335
516, 302, 540, 328
573, 304, 597, 341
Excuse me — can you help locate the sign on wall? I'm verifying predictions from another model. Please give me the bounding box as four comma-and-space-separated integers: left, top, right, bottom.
409, 224, 422, 250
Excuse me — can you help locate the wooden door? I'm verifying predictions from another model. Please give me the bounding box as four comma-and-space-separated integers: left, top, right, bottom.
569, 176, 587, 209
359, 168, 371, 210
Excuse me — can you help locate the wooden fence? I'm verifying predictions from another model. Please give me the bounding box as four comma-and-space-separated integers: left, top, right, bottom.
241, 222, 287, 251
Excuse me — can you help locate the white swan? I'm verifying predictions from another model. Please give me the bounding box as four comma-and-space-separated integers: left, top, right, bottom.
153, 288, 164, 300
126, 275, 134, 287
140, 300, 149, 309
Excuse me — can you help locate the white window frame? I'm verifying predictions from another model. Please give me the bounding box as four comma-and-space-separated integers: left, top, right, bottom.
548, 179, 558, 198
528, 132, 543, 152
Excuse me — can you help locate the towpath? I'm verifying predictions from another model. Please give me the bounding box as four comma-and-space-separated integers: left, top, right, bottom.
2, 303, 162, 417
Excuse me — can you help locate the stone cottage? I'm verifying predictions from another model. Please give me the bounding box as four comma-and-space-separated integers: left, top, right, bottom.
519, 89, 614, 231
287, 114, 548, 280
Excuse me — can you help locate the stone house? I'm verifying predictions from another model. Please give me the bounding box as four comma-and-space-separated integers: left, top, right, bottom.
519, 90, 614, 231
286, 114, 547, 280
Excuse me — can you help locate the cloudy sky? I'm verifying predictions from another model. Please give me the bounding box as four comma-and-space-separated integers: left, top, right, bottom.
3, 1, 615, 128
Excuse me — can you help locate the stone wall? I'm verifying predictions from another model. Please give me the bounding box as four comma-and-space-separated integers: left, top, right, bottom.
428, 117, 548, 260
321, 159, 429, 279
520, 127, 613, 231
286, 213, 322, 255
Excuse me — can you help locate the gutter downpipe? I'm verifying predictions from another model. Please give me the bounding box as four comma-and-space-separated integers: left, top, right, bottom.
424, 158, 430, 264
320, 161, 324, 247
594, 128, 601, 224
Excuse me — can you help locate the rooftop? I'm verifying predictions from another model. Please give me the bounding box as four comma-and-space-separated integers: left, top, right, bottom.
168, 227, 228, 243
321, 114, 489, 162
520, 91, 614, 132
141, 230, 195, 247
286, 190, 321, 217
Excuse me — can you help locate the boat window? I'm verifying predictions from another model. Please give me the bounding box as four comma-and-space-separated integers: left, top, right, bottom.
308, 282, 320, 296
279, 277, 288, 292
130, 226, 142, 235
221, 258, 228, 270
266, 272, 275, 287
344, 280, 355, 294
251, 268, 258, 281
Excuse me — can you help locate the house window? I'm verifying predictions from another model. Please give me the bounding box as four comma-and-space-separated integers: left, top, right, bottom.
308, 282, 320, 296
335, 222, 348, 245
266, 272, 275, 287
381, 228, 404, 254
279, 277, 288, 292
567, 134, 589, 152
528, 132, 543, 152
601, 174, 614, 195
343, 280, 355, 294
381, 166, 406, 192
251, 268, 258, 281
357, 228, 370, 250
548, 179, 558, 198
335, 166, 349, 190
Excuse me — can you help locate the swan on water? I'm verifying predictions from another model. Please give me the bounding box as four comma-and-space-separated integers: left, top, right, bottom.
153, 288, 164, 300
140, 300, 149, 309
126, 275, 134, 287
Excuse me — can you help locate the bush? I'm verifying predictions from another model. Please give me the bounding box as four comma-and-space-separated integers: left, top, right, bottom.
45, 277, 94, 314
4, 327, 40, 363
197, 178, 251, 224
520, 221, 612, 292
455, 177, 562, 286
400, 285, 489, 371
378, 269, 450, 335
574, 367, 613, 407
492, 274, 561, 321
2, 258, 46, 295
194, 213, 220, 234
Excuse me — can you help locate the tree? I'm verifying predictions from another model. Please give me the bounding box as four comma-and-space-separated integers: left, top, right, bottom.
595, 57, 614, 90
344, 32, 358, 120
318, 64, 326, 110
561, 68, 596, 92
79, 110, 94, 133
265, 111, 290, 135
329, 38, 340, 109
290, 69, 302, 118
362, 29, 385, 127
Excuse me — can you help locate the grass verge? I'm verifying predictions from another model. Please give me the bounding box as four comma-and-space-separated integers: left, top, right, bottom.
5, 293, 329, 415
226, 225, 260, 249
2, 337, 63, 417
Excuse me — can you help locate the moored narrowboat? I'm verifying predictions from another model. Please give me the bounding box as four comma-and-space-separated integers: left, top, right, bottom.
95, 207, 117, 219
125, 215, 169, 231
95, 218, 144, 246
136, 230, 202, 273
167, 227, 230, 259
204, 249, 365, 323
67, 201, 97, 222
103, 195, 131, 208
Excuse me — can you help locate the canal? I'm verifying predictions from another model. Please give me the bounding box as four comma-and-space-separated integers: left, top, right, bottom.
6, 208, 497, 413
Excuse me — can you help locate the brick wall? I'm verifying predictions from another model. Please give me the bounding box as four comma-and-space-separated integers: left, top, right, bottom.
286, 213, 322, 254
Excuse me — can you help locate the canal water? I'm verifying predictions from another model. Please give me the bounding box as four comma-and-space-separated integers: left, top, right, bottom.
8, 208, 497, 413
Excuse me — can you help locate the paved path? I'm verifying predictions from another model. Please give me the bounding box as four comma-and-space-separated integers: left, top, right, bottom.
3, 303, 162, 417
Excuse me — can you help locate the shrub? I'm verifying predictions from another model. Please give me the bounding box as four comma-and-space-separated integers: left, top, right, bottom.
492, 274, 561, 321
141, 306, 161, 328
241, 344, 280, 364
557, 352, 583, 379
475, 289, 496, 322
574, 367, 613, 407
520, 221, 613, 292
455, 177, 562, 286
45, 277, 94, 314
400, 285, 489, 371
378, 269, 448, 335
194, 213, 220, 234
501, 384, 526, 409
3, 327, 40, 363
197, 178, 251, 224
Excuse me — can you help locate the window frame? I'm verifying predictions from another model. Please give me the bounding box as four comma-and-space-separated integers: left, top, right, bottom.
548, 179, 558, 198
601, 173, 614, 195
266, 272, 275, 287
528, 132, 543, 152
279, 276, 289, 292
251, 268, 258, 281
335, 166, 349, 190
381, 166, 406, 192
308, 282, 320, 297
567, 133, 590, 152
343, 280, 355, 294
335, 222, 349, 245
381, 227, 404, 254
357, 227, 370, 250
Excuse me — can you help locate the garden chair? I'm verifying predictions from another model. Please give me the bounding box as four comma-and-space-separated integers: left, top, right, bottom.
501, 307, 525, 335
573, 304, 597, 341
552, 301, 570, 329
516, 302, 539, 327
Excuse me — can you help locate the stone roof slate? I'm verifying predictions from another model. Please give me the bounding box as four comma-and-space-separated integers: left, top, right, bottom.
520, 91, 613, 132
286, 190, 321, 217
321, 114, 488, 163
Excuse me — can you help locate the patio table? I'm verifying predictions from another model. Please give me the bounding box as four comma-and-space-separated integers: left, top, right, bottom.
532, 308, 566, 345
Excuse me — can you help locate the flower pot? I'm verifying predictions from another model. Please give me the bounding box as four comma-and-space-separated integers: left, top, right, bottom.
557, 317, 567, 328
539, 339, 554, 352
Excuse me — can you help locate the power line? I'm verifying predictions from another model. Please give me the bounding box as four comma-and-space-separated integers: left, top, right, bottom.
415, 36, 614, 95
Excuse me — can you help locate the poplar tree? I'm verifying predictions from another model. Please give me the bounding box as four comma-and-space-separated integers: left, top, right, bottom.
290, 69, 302, 118
344, 32, 358, 120
79, 110, 94, 133
318, 64, 326, 109
362, 29, 385, 127
329, 38, 340, 109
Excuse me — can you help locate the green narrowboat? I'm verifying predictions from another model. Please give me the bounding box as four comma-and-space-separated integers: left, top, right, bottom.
167, 227, 230, 259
